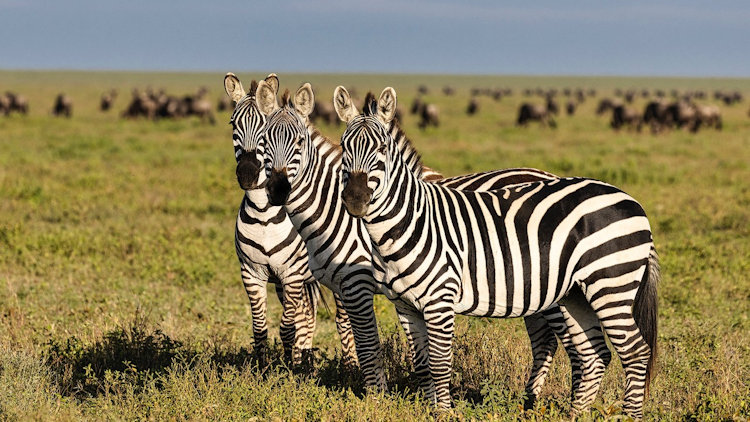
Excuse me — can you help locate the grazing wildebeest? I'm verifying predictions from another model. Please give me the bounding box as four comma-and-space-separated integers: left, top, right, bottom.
587, 88, 597, 97
417, 85, 429, 95
596, 97, 622, 116
466, 97, 479, 115
410, 96, 423, 115
545, 95, 559, 115
5, 92, 28, 115
52, 93, 73, 118
516, 102, 556, 128
309, 100, 340, 126
442, 86, 455, 96
122, 89, 158, 119
180, 88, 215, 124
665, 101, 697, 131
0, 93, 10, 116
610, 104, 641, 131
720, 91, 743, 105
624, 90, 636, 103
100, 89, 118, 112
418, 103, 439, 129
155, 94, 183, 119
565, 100, 576, 116
217, 95, 233, 112
643, 100, 671, 133
692, 104, 722, 131
574, 89, 586, 104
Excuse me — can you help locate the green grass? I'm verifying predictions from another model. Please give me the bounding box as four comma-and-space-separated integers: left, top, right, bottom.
0, 70, 748, 421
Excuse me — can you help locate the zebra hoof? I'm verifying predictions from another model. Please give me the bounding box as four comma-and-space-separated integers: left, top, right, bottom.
523, 393, 537, 411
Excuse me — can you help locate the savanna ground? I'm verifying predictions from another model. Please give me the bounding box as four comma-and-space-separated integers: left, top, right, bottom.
0, 70, 748, 421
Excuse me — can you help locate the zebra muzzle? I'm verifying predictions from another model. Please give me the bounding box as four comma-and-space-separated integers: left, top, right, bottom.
341, 172, 372, 218
236, 152, 261, 190
267, 168, 291, 206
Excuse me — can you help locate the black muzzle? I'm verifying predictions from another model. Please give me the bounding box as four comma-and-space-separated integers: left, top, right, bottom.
236, 152, 261, 190
267, 168, 292, 206
341, 172, 373, 218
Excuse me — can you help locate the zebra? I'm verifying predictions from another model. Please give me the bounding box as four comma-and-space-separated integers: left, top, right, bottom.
224, 72, 359, 366
256, 81, 615, 412
336, 86, 660, 419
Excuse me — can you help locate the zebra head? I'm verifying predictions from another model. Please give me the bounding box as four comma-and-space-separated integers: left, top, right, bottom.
257, 82, 315, 206
224, 72, 279, 190
335, 86, 397, 218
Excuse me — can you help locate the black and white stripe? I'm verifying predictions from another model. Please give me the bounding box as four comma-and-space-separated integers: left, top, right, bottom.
337, 86, 659, 419
225, 73, 333, 365
257, 82, 625, 413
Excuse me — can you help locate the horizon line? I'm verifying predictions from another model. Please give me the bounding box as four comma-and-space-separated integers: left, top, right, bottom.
1, 67, 748, 81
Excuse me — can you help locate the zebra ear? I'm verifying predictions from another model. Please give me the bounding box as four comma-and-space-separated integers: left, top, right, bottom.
224, 73, 245, 103
255, 79, 279, 116
293, 83, 315, 119
333, 86, 358, 123
264, 73, 279, 95
377, 87, 397, 125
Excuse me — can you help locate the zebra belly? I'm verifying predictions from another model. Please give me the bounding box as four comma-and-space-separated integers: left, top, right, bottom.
453, 278, 575, 318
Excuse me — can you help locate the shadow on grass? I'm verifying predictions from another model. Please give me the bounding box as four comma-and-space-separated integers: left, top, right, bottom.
44, 312, 481, 405
45, 311, 262, 398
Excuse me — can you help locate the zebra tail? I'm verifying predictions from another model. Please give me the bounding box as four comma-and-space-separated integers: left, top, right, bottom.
304, 278, 328, 315
633, 245, 660, 393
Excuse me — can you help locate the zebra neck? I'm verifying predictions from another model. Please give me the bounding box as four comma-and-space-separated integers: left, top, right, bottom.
244, 186, 272, 208
285, 127, 344, 235
389, 121, 425, 178
366, 152, 427, 246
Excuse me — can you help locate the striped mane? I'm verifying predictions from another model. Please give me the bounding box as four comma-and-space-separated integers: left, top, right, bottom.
281, 89, 292, 106
388, 120, 426, 179
362, 91, 434, 180
247, 80, 258, 96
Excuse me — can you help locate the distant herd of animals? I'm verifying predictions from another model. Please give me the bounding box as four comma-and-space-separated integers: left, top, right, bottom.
1, 86, 746, 135
223, 72, 664, 419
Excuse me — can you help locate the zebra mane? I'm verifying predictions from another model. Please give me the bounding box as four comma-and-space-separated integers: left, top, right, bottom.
281, 89, 291, 106
247, 80, 258, 96
357, 94, 438, 180
304, 119, 342, 149
363, 92, 377, 116
387, 119, 433, 179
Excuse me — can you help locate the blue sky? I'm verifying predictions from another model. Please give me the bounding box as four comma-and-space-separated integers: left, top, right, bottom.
1, 0, 748, 76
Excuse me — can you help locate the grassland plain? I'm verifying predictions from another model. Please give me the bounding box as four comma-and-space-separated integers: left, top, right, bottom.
0, 70, 748, 421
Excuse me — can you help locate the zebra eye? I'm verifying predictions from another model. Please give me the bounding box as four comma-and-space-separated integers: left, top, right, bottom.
377, 144, 387, 154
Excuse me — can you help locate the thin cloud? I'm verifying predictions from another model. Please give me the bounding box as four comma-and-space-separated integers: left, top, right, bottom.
286, 0, 750, 25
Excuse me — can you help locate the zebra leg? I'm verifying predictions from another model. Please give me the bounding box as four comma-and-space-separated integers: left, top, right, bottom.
332, 292, 359, 369
273, 281, 295, 363
582, 278, 651, 420
522, 313, 559, 410
300, 278, 319, 357
423, 300, 456, 408
340, 278, 387, 391
558, 287, 611, 417
394, 301, 433, 400
276, 280, 309, 366
241, 265, 270, 366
